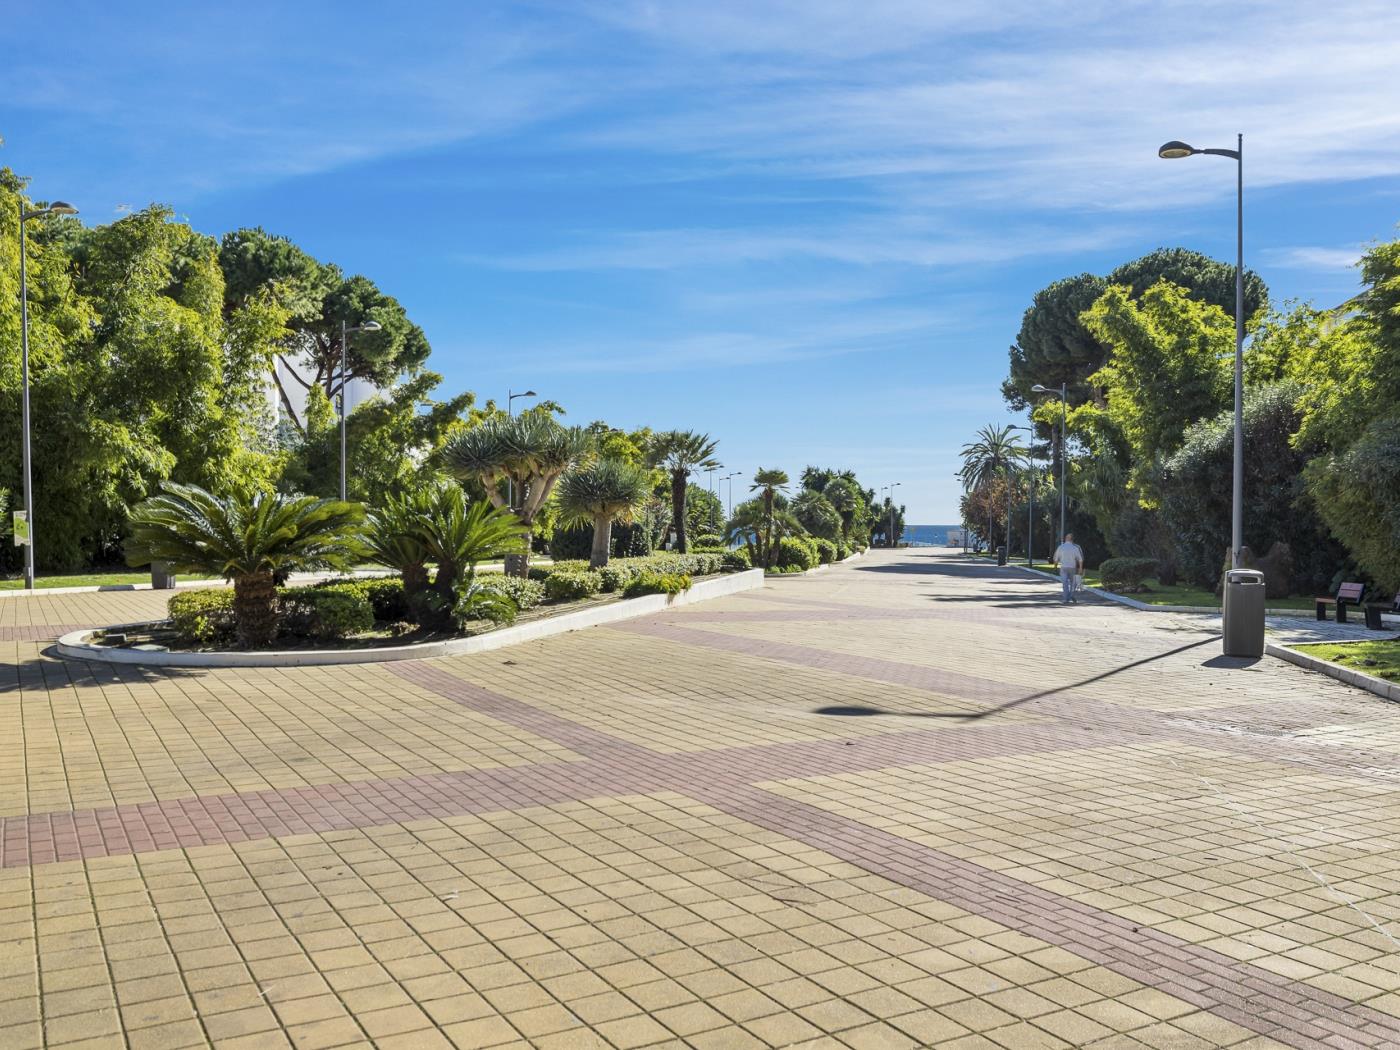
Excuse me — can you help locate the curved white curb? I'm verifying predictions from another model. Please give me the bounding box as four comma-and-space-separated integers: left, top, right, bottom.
57, 569, 765, 668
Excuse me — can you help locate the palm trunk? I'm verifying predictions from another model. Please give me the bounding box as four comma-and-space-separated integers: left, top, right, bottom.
590, 515, 612, 569
763, 490, 775, 568
233, 571, 278, 648
671, 472, 688, 553
506, 522, 532, 579
403, 562, 429, 597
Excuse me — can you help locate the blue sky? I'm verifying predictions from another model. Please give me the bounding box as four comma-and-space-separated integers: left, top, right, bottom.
4, 1, 1399, 522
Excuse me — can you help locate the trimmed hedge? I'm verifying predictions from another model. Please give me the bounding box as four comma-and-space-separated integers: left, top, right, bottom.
622, 571, 692, 598
1099, 557, 1158, 592
774, 536, 818, 571
168, 589, 236, 645
722, 547, 751, 572
317, 576, 409, 622
480, 574, 545, 611
544, 569, 603, 602
278, 586, 374, 640
812, 538, 837, 565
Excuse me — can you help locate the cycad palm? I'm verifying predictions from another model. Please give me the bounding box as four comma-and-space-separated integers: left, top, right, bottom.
557, 458, 653, 568
126, 483, 366, 647
648, 430, 720, 553
442, 414, 590, 576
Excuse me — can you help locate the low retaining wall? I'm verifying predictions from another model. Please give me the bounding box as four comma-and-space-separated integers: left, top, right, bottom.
57, 569, 765, 668
1267, 642, 1400, 703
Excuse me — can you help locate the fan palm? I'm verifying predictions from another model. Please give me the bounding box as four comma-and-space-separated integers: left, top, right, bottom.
648, 430, 720, 553
126, 483, 366, 647
790, 489, 842, 541
958, 424, 1027, 491
556, 458, 653, 568
725, 498, 804, 569
442, 414, 590, 576
750, 468, 792, 567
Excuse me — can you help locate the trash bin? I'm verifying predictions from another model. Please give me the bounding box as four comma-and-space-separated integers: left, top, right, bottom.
151, 561, 177, 590
996, 545, 1007, 566
1222, 568, 1265, 657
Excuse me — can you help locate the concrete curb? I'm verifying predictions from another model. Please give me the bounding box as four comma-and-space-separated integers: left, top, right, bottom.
56, 569, 766, 668
1267, 642, 1400, 703
765, 548, 865, 578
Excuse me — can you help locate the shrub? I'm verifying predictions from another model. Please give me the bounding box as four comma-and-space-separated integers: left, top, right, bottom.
812, 538, 837, 565
478, 574, 545, 610
774, 536, 817, 571
317, 576, 409, 622
278, 586, 374, 640
599, 563, 640, 593
549, 523, 594, 561
454, 582, 518, 627
168, 589, 236, 645
692, 533, 723, 549
835, 540, 850, 561
544, 569, 604, 602
623, 571, 692, 598
1099, 557, 1158, 592
722, 547, 751, 572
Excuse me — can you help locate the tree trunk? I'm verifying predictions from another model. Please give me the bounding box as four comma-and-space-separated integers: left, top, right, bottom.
671, 472, 688, 553
590, 515, 612, 569
506, 525, 532, 578
233, 572, 278, 648
402, 562, 429, 597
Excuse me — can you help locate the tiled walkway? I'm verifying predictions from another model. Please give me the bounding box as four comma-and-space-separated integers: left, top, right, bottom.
3, 549, 1399, 1048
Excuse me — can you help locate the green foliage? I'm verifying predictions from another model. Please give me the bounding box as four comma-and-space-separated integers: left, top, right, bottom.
1305, 416, 1400, 593
648, 430, 721, 553
478, 574, 545, 611
556, 456, 653, 568
811, 538, 837, 565
722, 547, 752, 572
454, 581, 518, 627
623, 571, 692, 598
167, 589, 236, 645
958, 425, 1027, 491
544, 569, 604, 602
278, 585, 374, 640
1082, 282, 1232, 485
791, 490, 842, 541
1099, 557, 1158, 592
774, 536, 818, 571
548, 524, 594, 561
316, 576, 409, 622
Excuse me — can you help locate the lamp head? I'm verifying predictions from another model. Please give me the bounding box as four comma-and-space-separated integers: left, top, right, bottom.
46, 201, 78, 216
359, 320, 382, 332
1158, 140, 1198, 159
523, 389, 537, 397
1031, 384, 1049, 393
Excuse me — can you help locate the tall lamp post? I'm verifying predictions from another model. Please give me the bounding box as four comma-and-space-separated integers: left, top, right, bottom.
505, 389, 537, 511
722, 471, 741, 518
706, 464, 723, 532
884, 483, 901, 547
1159, 135, 1245, 568
1031, 383, 1067, 543
338, 319, 381, 501
16, 198, 79, 590
1010, 425, 1036, 565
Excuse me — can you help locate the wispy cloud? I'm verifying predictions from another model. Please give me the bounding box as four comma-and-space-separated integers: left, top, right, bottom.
1263, 246, 1364, 271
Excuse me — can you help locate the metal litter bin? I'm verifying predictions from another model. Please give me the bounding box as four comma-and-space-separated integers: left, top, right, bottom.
996, 545, 1007, 566
1222, 568, 1265, 657
151, 561, 177, 590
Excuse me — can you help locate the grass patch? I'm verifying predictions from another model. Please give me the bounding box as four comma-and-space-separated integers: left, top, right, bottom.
0, 570, 222, 591
1293, 640, 1400, 683
1021, 560, 1316, 610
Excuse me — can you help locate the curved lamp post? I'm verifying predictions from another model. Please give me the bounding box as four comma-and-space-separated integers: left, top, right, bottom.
504, 389, 538, 511
722, 471, 741, 518
17, 199, 78, 589
338, 320, 381, 500
1010, 425, 1036, 565
1031, 383, 1067, 543
1159, 135, 1245, 568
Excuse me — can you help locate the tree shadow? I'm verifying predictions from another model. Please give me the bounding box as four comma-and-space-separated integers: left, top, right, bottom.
813, 636, 1218, 722
0, 648, 209, 694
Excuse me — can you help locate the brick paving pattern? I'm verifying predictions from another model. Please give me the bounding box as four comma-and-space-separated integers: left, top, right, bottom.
1, 548, 1398, 1048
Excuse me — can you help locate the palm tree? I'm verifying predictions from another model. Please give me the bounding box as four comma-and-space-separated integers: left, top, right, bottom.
126, 484, 366, 648
958, 424, 1027, 491
822, 476, 862, 543
557, 458, 653, 568
417, 483, 528, 603
750, 468, 791, 567
791, 489, 842, 541
726, 498, 804, 569
648, 430, 720, 553
443, 414, 590, 576
366, 485, 436, 598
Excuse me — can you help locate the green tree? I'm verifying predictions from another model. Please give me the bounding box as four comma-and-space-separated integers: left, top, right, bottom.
957, 425, 1027, 490
125, 484, 366, 647
750, 468, 791, 567
791, 489, 842, 541
726, 496, 803, 569
442, 414, 589, 577
648, 431, 720, 553
557, 458, 653, 568
1081, 282, 1232, 488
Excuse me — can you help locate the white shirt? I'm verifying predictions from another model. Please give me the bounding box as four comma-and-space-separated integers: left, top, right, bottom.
1053, 542, 1083, 574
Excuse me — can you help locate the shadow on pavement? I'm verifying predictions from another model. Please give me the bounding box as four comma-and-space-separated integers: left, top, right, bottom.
1201, 654, 1263, 669
813, 636, 1218, 722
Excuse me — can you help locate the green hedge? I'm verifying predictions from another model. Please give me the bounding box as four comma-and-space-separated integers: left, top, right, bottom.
278, 586, 374, 640
1099, 557, 1158, 592
544, 569, 603, 601
774, 536, 818, 571
317, 576, 409, 621
480, 574, 545, 610
812, 538, 837, 565
622, 571, 692, 598
168, 589, 237, 645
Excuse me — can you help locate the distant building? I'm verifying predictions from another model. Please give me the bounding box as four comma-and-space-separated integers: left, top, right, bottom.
268, 355, 380, 428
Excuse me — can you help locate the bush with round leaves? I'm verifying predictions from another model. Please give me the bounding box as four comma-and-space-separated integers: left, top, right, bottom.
278, 586, 374, 640
773, 536, 818, 571
168, 589, 237, 645
544, 569, 604, 602
722, 547, 752, 572
622, 571, 692, 598
478, 574, 545, 611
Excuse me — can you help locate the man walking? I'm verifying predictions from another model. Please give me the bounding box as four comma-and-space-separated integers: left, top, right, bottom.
1051, 532, 1084, 604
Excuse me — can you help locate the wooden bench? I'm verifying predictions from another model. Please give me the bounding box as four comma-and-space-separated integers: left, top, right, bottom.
1317, 582, 1365, 623
1365, 592, 1400, 631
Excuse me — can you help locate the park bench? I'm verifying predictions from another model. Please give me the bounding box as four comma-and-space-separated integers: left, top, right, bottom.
1365, 592, 1400, 631
1316, 581, 1364, 623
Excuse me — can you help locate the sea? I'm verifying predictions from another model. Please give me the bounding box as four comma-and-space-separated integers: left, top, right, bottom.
904, 524, 965, 547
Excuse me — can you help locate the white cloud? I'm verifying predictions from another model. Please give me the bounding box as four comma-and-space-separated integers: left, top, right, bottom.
1263, 246, 1364, 271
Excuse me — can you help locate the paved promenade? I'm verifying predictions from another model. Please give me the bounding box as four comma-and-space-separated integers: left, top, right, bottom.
2, 548, 1399, 1049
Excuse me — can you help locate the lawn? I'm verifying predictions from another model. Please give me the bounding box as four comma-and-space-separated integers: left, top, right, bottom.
1293, 640, 1400, 683
1018, 559, 1317, 611
0, 570, 222, 591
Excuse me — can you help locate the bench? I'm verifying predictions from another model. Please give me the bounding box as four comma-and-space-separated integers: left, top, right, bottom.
1365, 592, 1400, 631
1317, 582, 1365, 623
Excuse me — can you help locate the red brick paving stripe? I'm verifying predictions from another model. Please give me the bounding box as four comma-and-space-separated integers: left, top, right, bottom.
711, 784, 1400, 1050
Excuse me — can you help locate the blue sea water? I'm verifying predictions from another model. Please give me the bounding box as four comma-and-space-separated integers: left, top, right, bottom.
904, 524, 965, 546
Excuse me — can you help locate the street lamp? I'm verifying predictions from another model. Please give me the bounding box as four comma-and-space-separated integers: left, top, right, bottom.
705, 464, 723, 532
885, 482, 901, 548
507, 389, 537, 417
338, 319, 381, 501
505, 390, 538, 511
1031, 383, 1067, 544
1010, 425, 1036, 566
1160, 135, 1245, 568
16, 198, 78, 589
722, 471, 741, 518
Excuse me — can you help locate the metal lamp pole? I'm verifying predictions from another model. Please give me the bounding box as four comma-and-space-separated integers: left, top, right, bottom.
706, 465, 722, 532
1010, 425, 1036, 564
1031, 383, 1067, 542
1159, 135, 1245, 567
338, 319, 381, 500
16, 198, 78, 589
887, 482, 901, 547
723, 472, 741, 518
506, 389, 537, 512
